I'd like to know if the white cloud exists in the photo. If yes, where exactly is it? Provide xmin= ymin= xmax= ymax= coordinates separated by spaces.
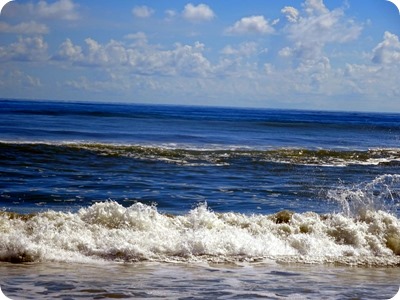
xmin=280 ymin=1 xmax=362 ymax=64
xmin=281 ymin=6 xmax=299 ymax=23
xmin=0 ymin=69 xmax=42 ymax=89
xmin=56 ymin=38 xmax=84 ymax=62
xmin=273 ymin=0 xmax=366 ymax=102
xmin=36 ymin=0 xmax=79 ymax=20
xmin=182 ymin=3 xmax=215 ymax=22
xmin=278 ymin=47 xmax=292 ymax=57
xmin=335 ymin=32 xmax=400 ymax=104
xmin=166 ymin=42 xmax=212 ymax=76
xmin=56 ymin=38 xmax=135 ymax=67
xmin=297 ymin=56 xmax=331 ymax=87
xmin=226 ymin=16 xmax=274 ymax=35
xmin=343 ymin=61 xmax=400 ymax=102
xmin=132 ymin=5 xmax=154 ymax=18
xmin=75 ymin=38 xmax=130 ymax=67
xmin=221 ymin=42 xmax=260 ymax=57
xmin=302 ymin=0 xmax=329 ymax=15
xmin=5 ymin=0 xmax=79 ymax=21
xmin=0 ymin=36 xmax=48 ymax=62
xmin=65 ymin=76 xmax=104 ymax=92
xmin=0 ymin=21 xmax=49 ymax=34
xmin=124 ymin=32 xmax=147 ymax=40
xmin=124 ymin=32 xmax=148 ymax=47
xmin=55 ymin=37 xmax=213 ymax=77
xmin=372 ymin=31 xmax=400 ymax=65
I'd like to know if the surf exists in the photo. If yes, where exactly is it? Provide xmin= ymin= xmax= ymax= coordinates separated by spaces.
xmin=2 ymin=141 xmax=400 ymax=167
xmin=1 ymin=175 xmax=399 ymax=266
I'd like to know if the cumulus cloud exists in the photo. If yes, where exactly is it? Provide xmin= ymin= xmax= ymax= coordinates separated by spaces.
xmin=0 ymin=21 xmax=49 ymax=34
xmin=56 ymin=38 xmax=83 ymax=62
xmin=124 ymin=32 xmax=148 ymax=47
xmin=132 ymin=5 xmax=154 ymax=18
xmin=302 ymin=0 xmax=328 ymax=15
xmin=56 ymin=38 xmax=137 ymax=67
xmin=36 ymin=0 xmax=79 ymax=20
xmin=55 ymin=35 xmax=270 ymax=82
xmin=65 ymin=76 xmax=105 ymax=92
xmin=0 ymin=36 xmax=48 ymax=62
xmin=281 ymin=6 xmax=299 ymax=23
xmin=280 ymin=1 xmax=362 ymax=64
xmin=79 ymin=38 xmax=131 ymax=67
xmin=220 ymin=42 xmax=260 ymax=57
xmin=182 ymin=3 xmax=215 ymax=22
xmin=342 ymin=61 xmax=400 ymax=103
xmin=55 ymin=37 xmax=214 ymax=77
xmin=337 ymin=32 xmax=400 ymax=104
xmin=5 ymin=0 xmax=79 ymax=21
xmin=0 ymin=69 xmax=42 ymax=89
xmin=372 ymin=31 xmax=400 ymax=65
xmin=226 ymin=16 xmax=274 ymax=35
xmin=47 ymin=0 xmax=366 ymax=105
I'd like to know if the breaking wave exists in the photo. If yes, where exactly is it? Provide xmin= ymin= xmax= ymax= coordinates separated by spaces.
xmin=1 ymin=175 xmax=399 ymax=266
xmin=2 ymin=141 xmax=400 ymax=167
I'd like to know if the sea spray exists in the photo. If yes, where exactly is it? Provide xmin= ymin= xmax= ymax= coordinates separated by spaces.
xmin=327 ymin=174 xmax=400 ymax=217
xmin=1 ymin=199 xmax=399 ymax=266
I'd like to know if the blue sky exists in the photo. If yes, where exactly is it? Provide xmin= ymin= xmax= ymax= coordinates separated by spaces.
xmin=0 ymin=0 xmax=400 ymax=112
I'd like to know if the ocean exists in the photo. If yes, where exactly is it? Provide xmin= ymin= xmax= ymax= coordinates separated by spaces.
xmin=0 ymin=99 xmax=399 ymax=299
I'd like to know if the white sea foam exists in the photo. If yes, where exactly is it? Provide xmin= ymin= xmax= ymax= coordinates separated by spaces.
xmin=0 ymin=198 xmax=399 ymax=266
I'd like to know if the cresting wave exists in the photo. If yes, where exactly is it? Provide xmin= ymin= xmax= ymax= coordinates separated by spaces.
xmin=1 ymin=197 xmax=400 ymax=266
xmin=1 ymin=141 xmax=400 ymax=167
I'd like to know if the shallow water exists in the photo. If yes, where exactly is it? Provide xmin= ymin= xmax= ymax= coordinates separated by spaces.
xmin=1 ymin=261 xmax=400 ymax=299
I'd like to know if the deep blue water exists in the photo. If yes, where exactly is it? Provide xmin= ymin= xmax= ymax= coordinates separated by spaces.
xmin=0 ymin=99 xmax=399 ymax=215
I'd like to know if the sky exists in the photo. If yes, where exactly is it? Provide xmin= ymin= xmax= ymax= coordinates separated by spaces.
xmin=0 ymin=0 xmax=400 ymax=112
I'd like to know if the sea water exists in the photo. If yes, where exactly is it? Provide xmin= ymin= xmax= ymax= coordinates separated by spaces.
xmin=0 ymin=99 xmax=399 ymax=299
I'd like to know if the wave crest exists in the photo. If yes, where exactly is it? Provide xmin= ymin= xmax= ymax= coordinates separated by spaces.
xmin=2 ymin=141 xmax=400 ymax=167
xmin=1 ymin=200 xmax=399 ymax=266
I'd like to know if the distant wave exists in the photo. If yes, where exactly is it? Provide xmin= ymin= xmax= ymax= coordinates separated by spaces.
xmin=1 ymin=174 xmax=399 ymax=266
xmin=3 ymin=100 xmax=399 ymax=132
xmin=1 ymin=141 xmax=400 ymax=167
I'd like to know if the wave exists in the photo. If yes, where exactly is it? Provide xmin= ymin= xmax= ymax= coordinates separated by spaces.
xmin=3 ymin=100 xmax=400 ymax=130
xmin=1 ymin=197 xmax=399 ymax=266
xmin=327 ymin=174 xmax=400 ymax=217
xmin=2 ymin=141 xmax=400 ymax=167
